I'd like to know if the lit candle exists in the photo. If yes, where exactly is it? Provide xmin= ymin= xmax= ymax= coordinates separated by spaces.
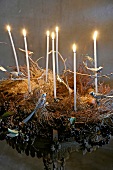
xmin=23 ymin=29 xmax=31 ymax=93
xmin=7 ymin=25 xmax=19 ymax=73
xmin=52 ymin=32 xmax=56 ymax=99
xmin=55 ymin=26 xmax=59 ymax=75
xmin=73 ymin=43 xmax=76 ymax=111
xmin=45 ymin=30 xmax=50 ymax=82
xmin=93 ymin=31 xmax=98 ymax=93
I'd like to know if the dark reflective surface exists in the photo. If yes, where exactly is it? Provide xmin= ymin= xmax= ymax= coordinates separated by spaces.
xmin=0 ymin=137 xmax=113 ymax=170
xmin=0 ymin=113 xmax=113 ymax=169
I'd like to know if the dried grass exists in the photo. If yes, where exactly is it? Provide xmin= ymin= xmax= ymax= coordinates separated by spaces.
xmin=0 ymin=60 xmax=113 ymax=123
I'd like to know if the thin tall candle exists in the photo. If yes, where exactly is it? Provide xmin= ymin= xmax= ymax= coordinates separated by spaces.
xmin=46 ymin=30 xmax=50 ymax=82
xmin=55 ymin=26 xmax=59 ymax=75
xmin=93 ymin=31 xmax=98 ymax=93
xmin=7 ymin=25 xmax=19 ymax=73
xmin=73 ymin=44 xmax=77 ymax=111
xmin=23 ymin=29 xmax=31 ymax=93
xmin=52 ymin=32 xmax=56 ymax=99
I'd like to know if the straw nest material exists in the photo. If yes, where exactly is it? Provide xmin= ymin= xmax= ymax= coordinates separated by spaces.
xmin=0 ymin=59 xmax=113 ymax=124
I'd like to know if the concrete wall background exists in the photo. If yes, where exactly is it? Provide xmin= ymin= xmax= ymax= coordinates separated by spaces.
xmin=0 ymin=0 xmax=113 ymax=79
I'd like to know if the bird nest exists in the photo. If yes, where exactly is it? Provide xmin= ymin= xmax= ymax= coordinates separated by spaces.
xmin=1 ymin=59 xmax=113 ymax=160
xmin=0 ymin=61 xmax=113 ymax=124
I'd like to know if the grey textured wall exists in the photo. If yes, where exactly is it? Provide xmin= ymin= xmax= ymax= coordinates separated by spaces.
xmin=0 ymin=0 xmax=113 ymax=79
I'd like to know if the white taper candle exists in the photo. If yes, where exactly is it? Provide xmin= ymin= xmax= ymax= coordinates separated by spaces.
xmin=93 ymin=31 xmax=98 ymax=93
xmin=52 ymin=32 xmax=56 ymax=99
xmin=55 ymin=26 xmax=59 ymax=75
xmin=7 ymin=25 xmax=19 ymax=73
xmin=73 ymin=43 xmax=77 ymax=111
xmin=46 ymin=30 xmax=50 ymax=82
xmin=23 ymin=29 xmax=31 ymax=93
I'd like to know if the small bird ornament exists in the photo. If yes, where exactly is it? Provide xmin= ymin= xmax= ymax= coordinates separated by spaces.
xmin=83 ymin=61 xmax=103 ymax=73
xmin=19 ymin=48 xmax=34 ymax=56
xmin=0 ymin=65 xmax=25 ymax=78
xmin=89 ymin=91 xmax=113 ymax=99
xmin=22 ymin=93 xmax=47 ymax=124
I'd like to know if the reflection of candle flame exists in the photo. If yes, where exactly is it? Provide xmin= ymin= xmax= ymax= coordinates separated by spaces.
xmin=46 ymin=30 xmax=50 ymax=36
xmin=93 ymin=31 xmax=98 ymax=40
xmin=7 ymin=25 xmax=11 ymax=32
xmin=55 ymin=26 xmax=59 ymax=32
xmin=73 ymin=44 xmax=76 ymax=53
xmin=23 ymin=29 xmax=26 ymax=36
xmin=51 ymin=32 xmax=55 ymax=39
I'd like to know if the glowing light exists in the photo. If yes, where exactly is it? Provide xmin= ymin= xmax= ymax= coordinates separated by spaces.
xmin=7 ymin=25 xmax=11 ymax=32
xmin=51 ymin=32 xmax=55 ymax=39
xmin=46 ymin=30 xmax=50 ymax=37
xmin=23 ymin=29 xmax=26 ymax=36
xmin=55 ymin=26 xmax=59 ymax=33
xmin=73 ymin=43 xmax=76 ymax=53
xmin=93 ymin=31 xmax=98 ymax=40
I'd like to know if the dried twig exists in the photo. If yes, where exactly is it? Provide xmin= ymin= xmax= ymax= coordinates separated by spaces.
xmin=57 ymin=75 xmax=73 ymax=94
xmin=29 ymin=56 xmax=42 ymax=71
xmin=65 ymin=69 xmax=111 ymax=79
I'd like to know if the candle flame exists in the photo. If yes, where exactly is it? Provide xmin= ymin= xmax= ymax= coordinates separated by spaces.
xmin=93 ymin=31 xmax=98 ymax=40
xmin=7 ymin=25 xmax=11 ymax=32
xmin=55 ymin=26 xmax=59 ymax=32
xmin=46 ymin=30 xmax=50 ymax=36
xmin=73 ymin=44 xmax=76 ymax=53
xmin=51 ymin=32 xmax=55 ymax=39
xmin=23 ymin=29 xmax=26 ymax=36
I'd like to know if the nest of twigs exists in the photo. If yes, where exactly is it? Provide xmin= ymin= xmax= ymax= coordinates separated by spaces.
xmin=0 ymin=56 xmax=113 ymax=125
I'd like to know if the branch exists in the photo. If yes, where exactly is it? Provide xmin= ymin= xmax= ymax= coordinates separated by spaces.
xmin=28 ymin=56 xmax=42 ymax=71
xmin=48 ymin=50 xmax=67 ymax=71
xmin=57 ymin=75 xmax=73 ymax=94
xmin=65 ymin=69 xmax=112 ymax=79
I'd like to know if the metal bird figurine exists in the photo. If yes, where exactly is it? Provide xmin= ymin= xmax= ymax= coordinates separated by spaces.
xmin=89 ymin=91 xmax=106 ymax=100
xmin=22 ymin=93 xmax=47 ymax=124
xmin=89 ymin=91 xmax=113 ymax=99
xmin=0 ymin=65 xmax=25 ymax=78
xmin=19 ymin=48 xmax=34 ymax=56
xmin=0 ymin=65 xmax=7 ymax=72
xmin=7 ymin=128 xmax=19 ymax=138
xmin=10 ymin=71 xmax=25 ymax=78
xmin=83 ymin=61 xmax=103 ymax=73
